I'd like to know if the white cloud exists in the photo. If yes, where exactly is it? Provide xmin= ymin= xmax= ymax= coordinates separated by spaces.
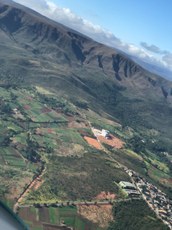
xmin=162 ymin=53 xmax=172 ymax=66
xmin=14 ymin=0 xmax=172 ymax=73
xmin=140 ymin=42 xmax=172 ymax=69
xmin=141 ymin=42 xmax=162 ymax=54
xmin=140 ymin=42 xmax=169 ymax=55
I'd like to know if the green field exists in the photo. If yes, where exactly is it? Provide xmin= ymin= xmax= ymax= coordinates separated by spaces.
xmin=0 ymin=86 xmax=73 ymax=200
xmin=19 ymin=206 xmax=101 ymax=230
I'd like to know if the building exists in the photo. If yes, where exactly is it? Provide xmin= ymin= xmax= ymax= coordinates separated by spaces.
xmin=119 ymin=181 xmax=136 ymax=190
xmin=102 ymin=129 xmax=110 ymax=138
xmin=119 ymin=181 xmax=140 ymax=197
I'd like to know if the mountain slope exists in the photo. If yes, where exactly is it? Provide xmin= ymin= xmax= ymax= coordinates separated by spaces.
xmin=0 ymin=1 xmax=172 ymax=229
xmin=0 ymin=0 xmax=172 ymax=139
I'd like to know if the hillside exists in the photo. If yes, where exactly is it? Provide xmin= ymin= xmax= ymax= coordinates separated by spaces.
xmin=0 ymin=0 xmax=172 ymax=138
xmin=0 ymin=1 xmax=172 ymax=230
xmin=0 ymin=84 xmax=171 ymax=230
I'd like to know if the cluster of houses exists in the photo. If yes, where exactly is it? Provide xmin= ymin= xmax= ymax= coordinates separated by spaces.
xmin=125 ymin=168 xmax=172 ymax=229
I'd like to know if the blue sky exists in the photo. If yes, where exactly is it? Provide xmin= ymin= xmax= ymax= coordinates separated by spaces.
xmin=14 ymin=0 xmax=172 ymax=73
xmin=51 ymin=0 xmax=172 ymax=51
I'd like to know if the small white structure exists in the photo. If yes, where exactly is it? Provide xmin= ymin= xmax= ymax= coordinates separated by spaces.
xmin=102 ymin=129 xmax=110 ymax=138
xmin=119 ymin=181 xmax=136 ymax=190
xmin=13 ymin=108 xmax=18 ymax=114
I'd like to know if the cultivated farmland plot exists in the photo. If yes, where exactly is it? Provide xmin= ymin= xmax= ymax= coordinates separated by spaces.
xmin=19 ymin=206 xmax=101 ymax=230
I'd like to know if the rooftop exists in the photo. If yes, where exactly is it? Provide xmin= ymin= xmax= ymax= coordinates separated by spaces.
xmin=119 ymin=181 xmax=136 ymax=189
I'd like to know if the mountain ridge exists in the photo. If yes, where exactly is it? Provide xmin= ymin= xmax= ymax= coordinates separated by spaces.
xmin=0 ymin=0 xmax=168 ymax=83
xmin=0 ymin=0 xmax=172 ymax=133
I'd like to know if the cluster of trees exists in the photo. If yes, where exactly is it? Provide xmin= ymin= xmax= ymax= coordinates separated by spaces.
xmin=129 ymin=135 xmax=146 ymax=153
xmin=128 ymin=133 xmax=170 ymax=158
xmin=38 ymin=93 xmax=76 ymax=115
xmin=28 ymin=153 xmax=129 ymax=202
xmin=108 ymin=200 xmax=169 ymax=230
xmin=74 ymin=100 xmax=88 ymax=109
xmin=25 ymin=133 xmax=41 ymax=162
xmin=1 ymin=103 xmax=12 ymax=114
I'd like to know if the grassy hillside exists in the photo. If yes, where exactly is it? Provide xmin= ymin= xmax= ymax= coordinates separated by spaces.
xmin=26 ymin=153 xmax=130 ymax=203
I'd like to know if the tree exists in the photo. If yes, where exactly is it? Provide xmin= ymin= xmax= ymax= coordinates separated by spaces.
xmin=1 ymin=103 xmax=12 ymax=114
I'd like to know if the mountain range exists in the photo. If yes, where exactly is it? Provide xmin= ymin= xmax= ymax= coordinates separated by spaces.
xmin=0 ymin=1 xmax=172 ymax=230
xmin=1 ymin=0 xmax=172 ymax=134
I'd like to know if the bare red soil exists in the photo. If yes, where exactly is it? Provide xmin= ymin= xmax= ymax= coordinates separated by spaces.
xmin=95 ymin=191 xmax=116 ymax=201
xmin=47 ymin=128 xmax=54 ymax=134
xmin=23 ymin=105 xmax=30 ymax=110
xmin=97 ymin=134 xmax=124 ymax=149
xmin=84 ymin=136 xmax=103 ymax=150
xmin=33 ymin=177 xmax=44 ymax=190
xmin=35 ymin=128 xmax=55 ymax=135
xmin=17 ymin=176 xmax=43 ymax=204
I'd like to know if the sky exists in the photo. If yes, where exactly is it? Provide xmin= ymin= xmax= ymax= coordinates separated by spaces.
xmin=14 ymin=0 xmax=172 ymax=74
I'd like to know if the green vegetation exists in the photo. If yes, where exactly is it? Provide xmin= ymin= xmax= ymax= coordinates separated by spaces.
xmin=19 ymin=206 xmax=101 ymax=230
xmin=1 ymin=5 xmax=172 ymax=229
xmin=0 ymin=84 xmax=171 ymax=228
xmin=0 ymin=86 xmax=80 ymax=201
xmin=26 ymin=153 xmax=130 ymax=202
xmin=38 ymin=92 xmax=77 ymax=116
xmin=111 ymin=149 xmax=147 ymax=176
xmin=108 ymin=200 xmax=169 ymax=230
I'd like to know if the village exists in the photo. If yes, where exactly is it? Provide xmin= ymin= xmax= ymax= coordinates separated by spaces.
xmin=124 ymin=168 xmax=172 ymax=230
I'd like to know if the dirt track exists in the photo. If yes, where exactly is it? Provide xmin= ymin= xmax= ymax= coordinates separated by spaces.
xmin=13 ymin=167 xmax=45 ymax=213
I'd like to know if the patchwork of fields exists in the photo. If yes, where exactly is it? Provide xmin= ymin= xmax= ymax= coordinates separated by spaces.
xmin=0 ymin=85 xmax=171 ymax=229
xmin=19 ymin=206 xmax=101 ymax=230
xmin=0 ymin=86 xmax=130 ymax=205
